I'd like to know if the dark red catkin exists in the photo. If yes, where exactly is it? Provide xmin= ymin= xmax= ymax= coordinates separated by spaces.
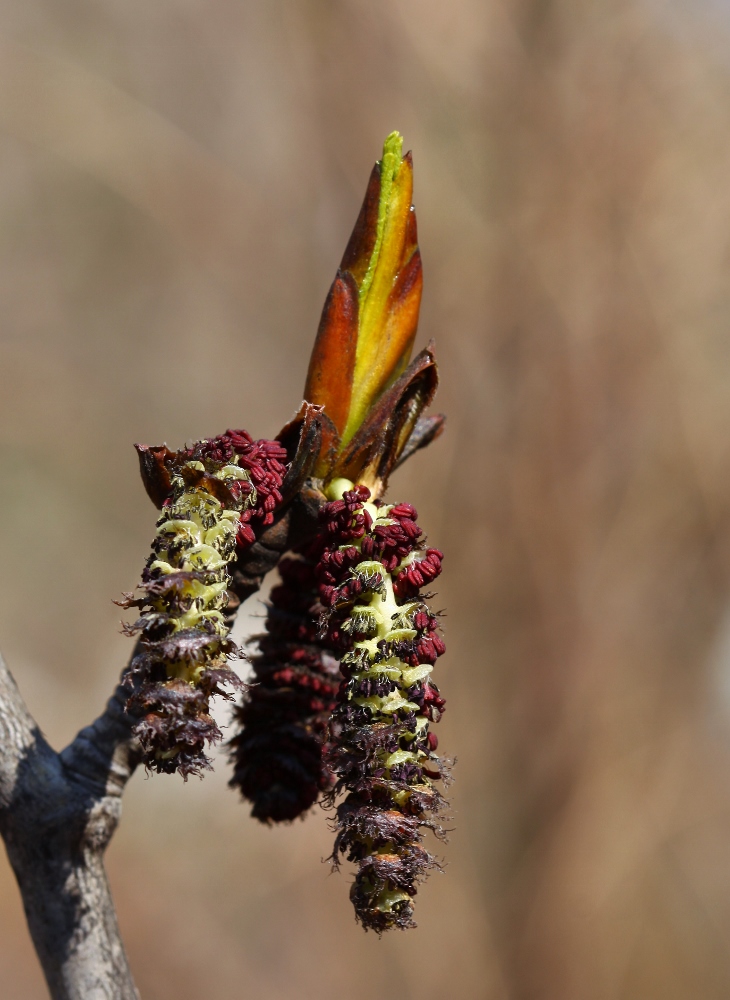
xmin=122 ymin=430 xmax=287 ymax=779
xmin=316 ymin=482 xmax=448 ymax=932
xmin=228 ymin=550 xmax=341 ymax=822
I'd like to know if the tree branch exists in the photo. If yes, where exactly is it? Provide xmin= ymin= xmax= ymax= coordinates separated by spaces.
xmin=0 ymin=650 xmax=38 ymax=803
xmin=0 ymin=652 xmax=140 ymax=1000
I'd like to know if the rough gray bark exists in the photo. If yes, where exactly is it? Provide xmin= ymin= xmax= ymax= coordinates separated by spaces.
xmin=0 ymin=652 xmax=141 ymax=999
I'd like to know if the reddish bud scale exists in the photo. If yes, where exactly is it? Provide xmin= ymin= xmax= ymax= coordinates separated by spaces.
xmin=228 ymin=553 xmax=341 ymax=822
xmin=316 ymin=486 xmax=448 ymax=932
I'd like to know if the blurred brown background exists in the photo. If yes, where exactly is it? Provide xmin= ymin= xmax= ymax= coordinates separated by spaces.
xmin=2 ymin=1 xmax=730 ymax=997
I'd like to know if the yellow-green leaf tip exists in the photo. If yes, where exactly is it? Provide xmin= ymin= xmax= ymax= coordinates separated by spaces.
xmin=359 ymin=131 xmax=404 ymax=303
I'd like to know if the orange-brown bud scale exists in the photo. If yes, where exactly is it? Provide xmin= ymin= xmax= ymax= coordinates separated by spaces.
xmin=305 ymin=271 xmax=358 ymax=441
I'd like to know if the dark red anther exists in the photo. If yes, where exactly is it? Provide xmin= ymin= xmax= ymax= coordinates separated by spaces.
xmin=417 ymin=638 xmax=438 ymax=664
xmin=390 ymin=503 xmax=418 ymax=519
xmin=401 ymin=519 xmax=422 ymax=540
xmin=237 ymin=524 xmax=256 ymax=547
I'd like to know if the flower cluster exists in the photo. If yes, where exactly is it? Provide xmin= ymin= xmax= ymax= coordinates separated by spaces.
xmin=122 ymin=130 xmax=451 ymax=933
xmin=316 ymin=483 xmax=447 ymax=932
xmin=123 ymin=431 xmax=288 ymax=779
xmin=180 ymin=430 xmax=287 ymax=549
xmin=228 ymin=551 xmax=340 ymax=822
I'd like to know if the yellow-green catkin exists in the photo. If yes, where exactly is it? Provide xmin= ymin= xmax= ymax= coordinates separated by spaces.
xmin=125 ymin=456 xmax=254 ymax=777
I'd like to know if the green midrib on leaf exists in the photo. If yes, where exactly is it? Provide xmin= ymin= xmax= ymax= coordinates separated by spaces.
xmin=358 ymin=130 xmax=402 ymax=306
xmin=339 ymin=131 xmax=404 ymax=449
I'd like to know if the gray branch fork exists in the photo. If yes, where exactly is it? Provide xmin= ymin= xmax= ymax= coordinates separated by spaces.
xmin=0 ymin=653 xmax=141 ymax=1000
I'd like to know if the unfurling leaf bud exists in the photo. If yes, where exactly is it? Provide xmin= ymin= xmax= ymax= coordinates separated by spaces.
xmin=305 ymin=132 xmax=422 ymax=450
xmin=294 ymin=132 xmax=441 ymax=495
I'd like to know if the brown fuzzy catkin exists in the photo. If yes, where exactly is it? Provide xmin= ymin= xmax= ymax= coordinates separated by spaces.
xmin=228 ymin=552 xmax=340 ymax=821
